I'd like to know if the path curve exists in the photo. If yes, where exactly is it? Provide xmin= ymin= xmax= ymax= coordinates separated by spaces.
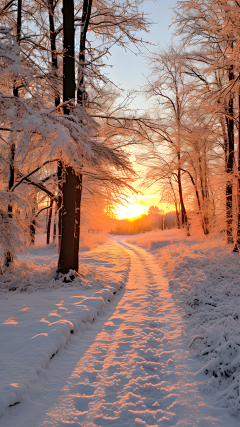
xmin=3 ymin=240 xmax=239 ymax=427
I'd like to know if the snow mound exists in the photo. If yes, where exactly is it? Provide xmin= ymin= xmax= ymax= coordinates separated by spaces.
xmin=0 ymin=239 xmax=130 ymax=293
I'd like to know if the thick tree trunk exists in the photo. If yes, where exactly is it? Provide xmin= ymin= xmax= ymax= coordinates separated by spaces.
xmin=72 ymin=0 xmax=92 ymax=267
xmin=58 ymin=167 xmax=77 ymax=273
xmin=57 ymin=0 xmax=77 ymax=275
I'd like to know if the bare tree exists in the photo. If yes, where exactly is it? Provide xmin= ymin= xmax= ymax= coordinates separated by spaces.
xmin=174 ymin=0 xmax=240 ymax=244
xmin=144 ymin=46 xmax=192 ymax=230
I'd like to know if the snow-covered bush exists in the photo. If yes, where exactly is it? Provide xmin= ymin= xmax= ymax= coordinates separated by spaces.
xmin=162 ymin=237 xmax=240 ymax=417
xmin=0 ymin=192 xmax=29 ymax=269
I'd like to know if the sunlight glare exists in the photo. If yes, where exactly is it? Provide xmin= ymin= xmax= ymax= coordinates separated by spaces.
xmin=115 ymin=203 xmax=147 ymax=220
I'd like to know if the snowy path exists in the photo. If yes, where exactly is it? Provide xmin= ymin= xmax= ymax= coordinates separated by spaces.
xmin=2 ymin=240 xmax=239 ymax=427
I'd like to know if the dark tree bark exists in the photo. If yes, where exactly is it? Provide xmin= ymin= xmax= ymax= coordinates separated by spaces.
xmin=48 ymin=0 xmax=60 ymax=108
xmin=53 ymin=217 xmax=56 ymax=243
xmin=57 ymin=0 xmax=77 ymax=275
xmin=197 ymin=150 xmax=209 ymax=235
xmin=74 ymin=174 xmax=82 ymax=268
xmin=233 ymin=81 xmax=240 ymax=252
xmin=29 ymin=208 xmax=36 ymax=245
xmin=46 ymin=199 xmax=53 ymax=244
xmin=58 ymin=167 xmax=77 ymax=273
xmin=169 ymin=178 xmax=180 ymax=228
xmin=77 ymin=0 xmax=92 ymax=104
xmin=6 ymin=0 xmax=22 ymax=267
xmin=57 ymin=161 xmax=62 ymax=246
xmin=48 ymin=0 xmax=62 ymax=246
xmin=226 ymin=64 xmax=234 ymax=244
xmin=185 ymin=169 xmax=209 ymax=235
xmin=73 ymin=0 xmax=92 ymax=268
xmin=203 ymin=151 xmax=209 ymax=235
xmin=8 ymin=143 xmax=15 ymax=191
xmin=177 ymin=166 xmax=187 ymax=226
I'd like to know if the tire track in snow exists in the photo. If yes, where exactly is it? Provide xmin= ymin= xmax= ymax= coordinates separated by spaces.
xmin=4 ymin=241 xmax=239 ymax=427
xmin=36 ymin=240 xmax=239 ymax=427
xmin=41 ymin=242 xmax=174 ymax=426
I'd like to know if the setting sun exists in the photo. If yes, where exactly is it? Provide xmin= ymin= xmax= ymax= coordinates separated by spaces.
xmin=114 ymin=203 xmax=147 ymax=220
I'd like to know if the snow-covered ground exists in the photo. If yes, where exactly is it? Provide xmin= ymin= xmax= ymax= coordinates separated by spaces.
xmin=1 ymin=229 xmax=240 ymax=426
xmin=0 ymin=240 xmax=130 ymax=421
xmin=127 ymin=228 xmax=240 ymax=420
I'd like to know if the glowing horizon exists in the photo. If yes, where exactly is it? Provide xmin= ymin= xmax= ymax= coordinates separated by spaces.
xmin=114 ymin=196 xmax=176 ymax=220
xmin=114 ymin=203 xmax=147 ymax=220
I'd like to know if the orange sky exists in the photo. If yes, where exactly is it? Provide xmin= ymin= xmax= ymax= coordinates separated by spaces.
xmin=114 ymin=195 xmax=175 ymax=220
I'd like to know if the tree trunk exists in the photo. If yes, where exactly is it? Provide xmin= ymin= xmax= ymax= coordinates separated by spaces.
xmin=73 ymin=0 xmax=92 ymax=268
xmin=6 ymin=0 xmax=22 ymax=267
xmin=233 ymin=81 xmax=240 ymax=252
xmin=176 ymin=112 xmax=189 ymax=233
xmin=29 ymin=208 xmax=36 ymax=245
xmin=57 ymin=161 xmax=62 ymax=247
xmin=197 ymin=148 xmax=209 ymax=235
xmin=58 ymin=167 xmax=77 ymax=273
xmin=6 ymin=143 xmax=15 ymax=266
xmin=169 ymin=178 xmax=180 ymax=229
xmin=53 ymin=217 xmax=56 ymax=244
xmin=48 ymin=0 xmax=60 ymax=108
xmin=226 ymin=65 xmax=234 ymax=244
xmin=186 ymin=169 xmax=208 ymax=234
xmin=203 ymin=147 xmax=209 ymax=235
xmin=77 ymin=0 xmax=92 ymax=104
xmin=48 ymin=0 xmax=62 ymax=247
xmin=198 ymin=152 xmax=209 ymax=235
xmin=46 ymin=199 xmax=53 ymax=244
xmin=175 ymin=206 xmax=180 ymax=228
xmin=74 ymin=174 xmax=82 ymax=268
xmin=177 ymin=166 xmax=187 ymax=226
xmin=57 ymin=0 xmax=77 ymax=275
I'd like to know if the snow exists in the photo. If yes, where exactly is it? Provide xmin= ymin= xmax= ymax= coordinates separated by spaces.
xmin=1 ymin=229 xmax=240 ymax=426
xmin=0 ymin=240 xmax=130 ymax=420
xmin=127 ymin=229 xmax=240 ymax=420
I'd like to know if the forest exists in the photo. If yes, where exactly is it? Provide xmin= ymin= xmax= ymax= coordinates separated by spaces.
xmin=2 ymin=1 xmax=240 ymax=425
xmin=0 ymin=0 xmax=239 ymax=272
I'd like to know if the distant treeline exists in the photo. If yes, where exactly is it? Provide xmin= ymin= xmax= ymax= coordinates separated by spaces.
xmin=111 ymin=211 xmax=176 ymax=235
